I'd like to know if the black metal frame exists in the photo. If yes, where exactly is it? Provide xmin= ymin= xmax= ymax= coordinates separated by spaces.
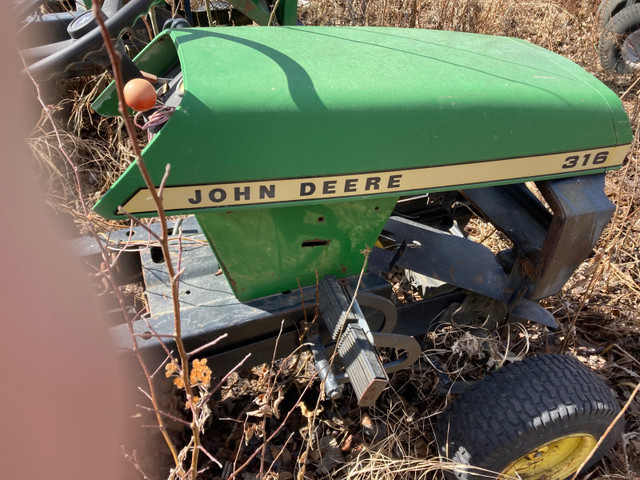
xmin=77 ymin=175 xmax=613 ymax=396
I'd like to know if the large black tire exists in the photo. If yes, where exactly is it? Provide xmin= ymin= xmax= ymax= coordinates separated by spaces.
xmin=435 ymin=355 xmax=622 ymax=480
xmin=597 ymin=0 xmax=633 ymax=28
xmin=599 ymin=3 xmax=640 ymax=74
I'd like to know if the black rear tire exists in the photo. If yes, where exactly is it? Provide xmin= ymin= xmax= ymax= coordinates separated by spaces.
xmin=599 ymin=3 xmax=640 ymax=74
xmin=597 ymin=0 xmax=633 ymax=28
xmin=435 ymin=355 xmax=622 ymax=480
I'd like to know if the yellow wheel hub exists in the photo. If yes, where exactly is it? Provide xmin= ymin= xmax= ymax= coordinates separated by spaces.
xmin=499 ymin=433 xmax=597 ymax=480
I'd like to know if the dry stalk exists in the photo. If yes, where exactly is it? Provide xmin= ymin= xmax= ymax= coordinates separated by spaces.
xmin=569 ymin=381 xmax=640 ymax=480
xmin=295 ymin=247 xmax=372 ymax=479
xmin=91 ymin=2 xmax=211 ymax=477
xmin=226 ymin=349 xmax=320 ymax=479
xmin=339 ymin=389 xmax=448 ymax=480
xmin=21 ymin=25 xmax=190 ymax=474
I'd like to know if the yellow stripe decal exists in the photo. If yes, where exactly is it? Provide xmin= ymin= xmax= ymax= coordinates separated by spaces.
xmin=121 ymin=145 xmax=629 ymax=214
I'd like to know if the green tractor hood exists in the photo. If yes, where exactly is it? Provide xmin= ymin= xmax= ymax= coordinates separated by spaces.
xmin=92 ymin=26 xmax=632 ymax=300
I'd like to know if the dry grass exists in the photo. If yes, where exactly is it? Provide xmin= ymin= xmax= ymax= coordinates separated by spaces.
xmin=27 ymin=0 xmax=640 ymax=478
xmin=27 ymin=73 xmax=142 ymax=234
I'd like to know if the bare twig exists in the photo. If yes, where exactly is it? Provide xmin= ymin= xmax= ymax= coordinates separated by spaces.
xmin=91 ymin=1 xmax=198 ymax=474
xmin=188 ymin=334 xmax=229 ymax=357
xmin=570 ymin=381 xmax=640 ymax=480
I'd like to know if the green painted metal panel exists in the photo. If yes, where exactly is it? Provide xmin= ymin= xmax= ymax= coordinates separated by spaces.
xmin=92 ymin=32 xmax=179 ymax=117
xmin=93 ymin=26 xmax=631 ymax=220
xmin=91 ymin=25 xmax=633 ymax=301
xmin=275 ymin=0 xmax=298 ymax=25
xmin=196 ymin=196 xmax=397 ymax=300
xmin=227 ymin=0 xmax=270 ymax=26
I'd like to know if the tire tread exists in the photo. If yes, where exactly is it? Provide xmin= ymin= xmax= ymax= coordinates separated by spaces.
xmin=599 ymin=3 xmax=640 ymax=74
xmin=436 ymin=355 xmax=621 ymax=480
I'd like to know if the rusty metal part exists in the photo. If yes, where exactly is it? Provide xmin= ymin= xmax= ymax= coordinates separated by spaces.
xmin=463 ymin=183 xmax=551 ymax=262
xmin=532 ymin=174 xmax=615 ymax=299
xmin=463 ymin=175 xmax=614 ymax=301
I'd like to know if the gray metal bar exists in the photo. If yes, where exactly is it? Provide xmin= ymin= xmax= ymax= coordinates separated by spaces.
xmin=374 ymin=216 xmax=510 ymax=301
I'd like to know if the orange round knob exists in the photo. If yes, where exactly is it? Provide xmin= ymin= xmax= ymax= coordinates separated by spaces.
xmin=123 ymin=78 xmax=157 ymax=112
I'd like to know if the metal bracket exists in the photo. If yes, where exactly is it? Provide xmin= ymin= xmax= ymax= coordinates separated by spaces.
xmin=356 ymin=291 xmax=397 ymax=333
xmin=371 ymin=332 xmax=422 ymax=374
xmin=462 ymin=175 xmax=614 ymax=301
xmin=532 ymin=174 xmax=614 ymax=299
xmin=370 ymin=216 xmax=510 ymax=301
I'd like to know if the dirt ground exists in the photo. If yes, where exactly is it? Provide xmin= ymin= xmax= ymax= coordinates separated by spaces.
xmin=24 ymin=0 xmax=640 ymax=479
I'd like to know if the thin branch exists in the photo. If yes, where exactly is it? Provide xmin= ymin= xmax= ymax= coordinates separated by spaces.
xmin=116 ymin=206 xmax=164 ymax=244
xmin=91 ymin=0 xmax=188 ymax=466
xmin=22 ymin=7 xmax=184 ymax=467
xmin=137 ymin=405 xmax=192 ymax=426
xmin=198 ymin=445 xmax=223 ymax=468
xmin=226 ymin=370 xmax=319 ymax=480
xmin=150 ymin=352 xmax=176 ymax=379
xmin=570 ymin=381 xmax=640 ymax=480
xmin=158 ymin=163 xmax=171 ymax=199
xmin=188 ymin=334 xmax=229 ymax=358
xmin=137 ymin=386 xmax=153 ymax=403
xmin=200 ymin=353 xmax=252 ymax=405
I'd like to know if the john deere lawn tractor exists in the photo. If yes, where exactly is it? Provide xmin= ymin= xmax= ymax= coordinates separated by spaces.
xmin=22 ymin=1 xmax=631 ymax=479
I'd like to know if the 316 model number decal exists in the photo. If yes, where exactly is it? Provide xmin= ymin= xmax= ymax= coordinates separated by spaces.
xmin=117 ymin=145 xmax=629 ymax=215
xmin=562 ymin=151 xmax=609 ymax=169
